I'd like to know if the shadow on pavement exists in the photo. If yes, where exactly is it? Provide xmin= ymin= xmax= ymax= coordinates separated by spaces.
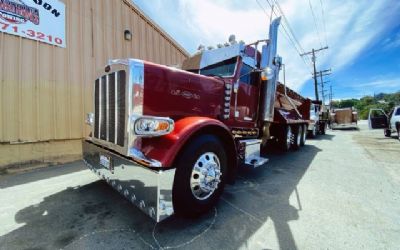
xmin=331 ymin=127 xmax=360 ymax=131
xmin=0 ymin=161 xmax=85 ymax=189
xmin=0 ymin=145 xmax=321 ymax=250
xmin=308 ymin=134 xmax=335 ymax=141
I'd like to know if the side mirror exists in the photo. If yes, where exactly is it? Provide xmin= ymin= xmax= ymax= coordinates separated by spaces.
xmin=273 ymin=56 xmax=282 ymax=68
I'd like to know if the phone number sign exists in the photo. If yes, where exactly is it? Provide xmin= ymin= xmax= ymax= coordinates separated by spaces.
xmin=0 ymin=0 xmax=65 ymax=48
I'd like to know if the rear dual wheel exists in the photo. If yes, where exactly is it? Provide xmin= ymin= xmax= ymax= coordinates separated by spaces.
xmin=293 ymin=124 xmax=307 ymax=150
xmin=278 ymin=125 xmax=293 ymax=151
xmin=300 ymin=125 xmax=307 ymax=146
xmin=279 ymin=125 xmax=306 ymax=151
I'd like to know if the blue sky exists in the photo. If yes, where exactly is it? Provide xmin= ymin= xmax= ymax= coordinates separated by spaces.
xmin=133 ymin=0 xmax=400 ymax=101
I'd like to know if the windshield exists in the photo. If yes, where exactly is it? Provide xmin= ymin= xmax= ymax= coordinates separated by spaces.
xmin=200 ymin=57 xmax=237 ymax=77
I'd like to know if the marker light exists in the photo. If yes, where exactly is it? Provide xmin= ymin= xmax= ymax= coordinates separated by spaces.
xmin=261 ymin=67 xmax=274 ymax=81
xmin=134 ymin=117 xmax=174 ymax=136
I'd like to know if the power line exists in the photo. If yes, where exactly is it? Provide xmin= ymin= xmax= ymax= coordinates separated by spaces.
xmin=272 ymin=0 xmax=304 ymax=53
xmin=319 ymin=0 xmax=329 ymax=47
xmin=308 ymin=0 xmax=324 ymax=48
xmin=259 ymin=0 xmax=314 ymax=72
xmin=270 ymin=0 xmax=314 ymax=67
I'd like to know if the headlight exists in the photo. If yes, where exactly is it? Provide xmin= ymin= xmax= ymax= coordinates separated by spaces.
xmin=134 ymin=117 xmax=174 ymax=136
xmin=86 ymin=113 xmax=94 ymax=125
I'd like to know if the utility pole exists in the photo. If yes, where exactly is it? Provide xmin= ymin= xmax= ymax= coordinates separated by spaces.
xmin=300 ymin=46 xmax=328 ymax=101
xmin=320 ymin=80 xmax=330 ymax=103
xmin=314 ymin=69 xmax=331 ymax=104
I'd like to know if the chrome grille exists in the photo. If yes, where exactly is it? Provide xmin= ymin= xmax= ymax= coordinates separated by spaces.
xmin=94 ymin=70 xmax=126 ymax=147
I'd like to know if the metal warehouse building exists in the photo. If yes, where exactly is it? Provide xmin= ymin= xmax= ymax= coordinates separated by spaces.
xmin=0 ymin=0 xmax=189 ymax=168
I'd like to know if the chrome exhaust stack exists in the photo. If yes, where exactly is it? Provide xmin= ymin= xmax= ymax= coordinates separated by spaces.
xmin=258 ymin=17 xmax=282 ymax=145
xmin=259 ymin=17 xmax=282 ymax=123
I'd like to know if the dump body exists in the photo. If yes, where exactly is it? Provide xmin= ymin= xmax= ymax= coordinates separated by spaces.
xmin=330 ymin=108 xmax=358 ymax=129
xmin=273 ymin=83 xmax=311 ymax=124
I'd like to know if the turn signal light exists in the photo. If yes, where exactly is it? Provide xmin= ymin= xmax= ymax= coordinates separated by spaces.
xmin=261 ymin=67 xmax=274 ymax=81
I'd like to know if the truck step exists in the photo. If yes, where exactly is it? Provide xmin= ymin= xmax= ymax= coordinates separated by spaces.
xmin=239 ymin=139 xmax=269 ymax=168
xmin=245 ymin=156 xmax=269 ymax=168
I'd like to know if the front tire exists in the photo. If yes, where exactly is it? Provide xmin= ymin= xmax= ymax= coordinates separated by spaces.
xmin=397 ymin=128 xmax=400 ymax=141
xmin=172 ymin=135 xmax=227 ymax=217
xmin=384 ymin=129 xmax=391 ymax=137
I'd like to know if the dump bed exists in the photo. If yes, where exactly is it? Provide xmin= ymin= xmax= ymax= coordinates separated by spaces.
xmin=331 ymin=108 xmax=358 ymax=129
xmin=273 ymin=83 xmax=311 ymax=124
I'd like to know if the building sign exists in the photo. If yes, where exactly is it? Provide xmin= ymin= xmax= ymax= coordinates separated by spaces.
xmin=0 ymin=0 xmax=65 ymax=48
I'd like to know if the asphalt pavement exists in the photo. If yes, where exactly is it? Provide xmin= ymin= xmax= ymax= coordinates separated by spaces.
xmin=0 ymin=120 xmax=399 ymax=250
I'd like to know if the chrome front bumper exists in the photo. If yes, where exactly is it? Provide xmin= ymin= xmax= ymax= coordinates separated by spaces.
xmin=82 ymin=140 xmax=176 ymax=222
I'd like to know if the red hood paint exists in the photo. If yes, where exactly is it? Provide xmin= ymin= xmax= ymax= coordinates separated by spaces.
xmin=142 ymin=62 xmax=225 ymax=120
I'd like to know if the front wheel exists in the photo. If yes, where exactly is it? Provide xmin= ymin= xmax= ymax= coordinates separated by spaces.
xmin=172 ymin=135 xmax=227 ymax=217
xmin=384 ymin=129 xmax=391 ymax=137
xmin=397 ymin=128 xmax=400 ymax=141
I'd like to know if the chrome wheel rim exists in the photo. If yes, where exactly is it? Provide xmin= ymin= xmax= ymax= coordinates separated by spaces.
xmin=190 ymin=152 xmax=222 ymax=200
xmin=302 ymin=125 xmax=307 ymax=143
xmin=286 ymin=126 xmax=293 ymax=148
xmin=297 ymin=126 xmax=302 ymax=145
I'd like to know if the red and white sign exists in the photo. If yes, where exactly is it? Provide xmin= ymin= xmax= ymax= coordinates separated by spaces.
xmin=0 ymin=0 xmax=65 ymax=48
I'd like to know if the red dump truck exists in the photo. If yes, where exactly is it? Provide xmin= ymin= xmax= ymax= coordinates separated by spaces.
xmin=82 ymin=17 xmax=311 ymax=222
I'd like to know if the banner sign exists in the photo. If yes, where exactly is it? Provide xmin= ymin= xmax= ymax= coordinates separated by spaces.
xmin=0 ymin=0 xmax=66 ymax=48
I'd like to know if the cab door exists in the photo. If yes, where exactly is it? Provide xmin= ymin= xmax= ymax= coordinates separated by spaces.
xmin=390 ymin=107 xmax=400 ymax=130
xmin=368 ymin=109 xmax=388 ymax=129
xmin=234 ymin=63 xmax=259 ymax=122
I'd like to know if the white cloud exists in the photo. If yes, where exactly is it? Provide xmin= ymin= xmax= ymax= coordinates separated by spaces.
xmin=134 ymin=0 xmax=400 ymax=92
xmin=353 ymin=78 xmax=400 ymax=89
xmin=382 ymin=33 xmax=400 ymax=50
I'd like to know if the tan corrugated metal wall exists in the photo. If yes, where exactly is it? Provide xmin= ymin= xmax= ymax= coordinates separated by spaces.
xmin=0 ymin=0 xmax=188 ymax=167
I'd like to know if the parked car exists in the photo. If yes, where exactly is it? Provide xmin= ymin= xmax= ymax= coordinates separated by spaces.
xmin=368 ymin=106 xmax=400 ymax=140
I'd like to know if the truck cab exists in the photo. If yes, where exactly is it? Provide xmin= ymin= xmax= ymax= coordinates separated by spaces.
xmin=308 ymin=100 xmax=329 ymax=137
